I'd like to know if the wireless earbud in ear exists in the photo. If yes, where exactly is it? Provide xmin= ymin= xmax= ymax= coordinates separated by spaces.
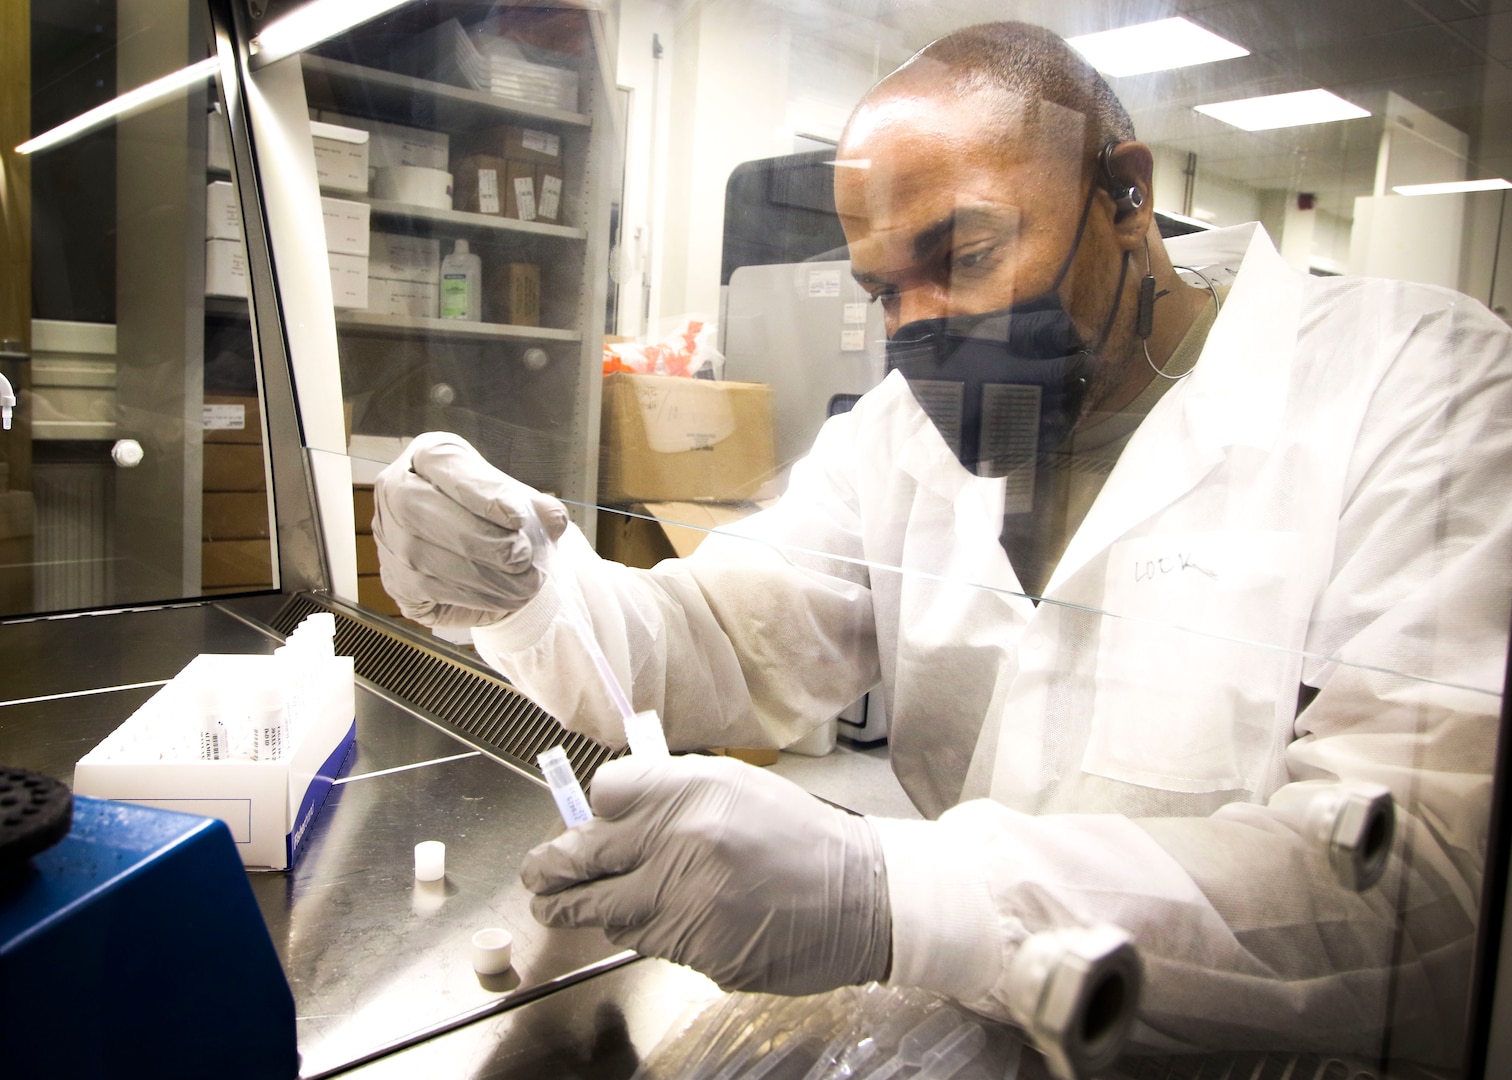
xmin=1098 ymin=141 xmax=1145 ymax=221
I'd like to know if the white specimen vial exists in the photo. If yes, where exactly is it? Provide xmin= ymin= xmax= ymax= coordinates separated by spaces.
xmin=198 ymin=687 xmax=230 ymax=761
xmin=471 ymin=928 xmax=514 ymax=975
xmin=624 ymin=710 xmax=669 ymax=758
xmin=414 ymin=840 xmax=446 ymax=881
xmin=538 ymin=746 xmax=593 ymax=827
xmin=252 ymin=685 xmax=288 ymax=762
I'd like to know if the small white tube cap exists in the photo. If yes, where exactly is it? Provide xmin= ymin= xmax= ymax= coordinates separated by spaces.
xmin=414 ymin=840 xmax=446 ymax=881
xmin=471 ymin=928 xmax=514 ymax=975
xmin=624 ymin=710 xmax=669 ymax=758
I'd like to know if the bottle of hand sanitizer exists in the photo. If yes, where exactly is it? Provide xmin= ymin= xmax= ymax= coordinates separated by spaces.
xmin=440 ymin=239 xmax=481 ymax=321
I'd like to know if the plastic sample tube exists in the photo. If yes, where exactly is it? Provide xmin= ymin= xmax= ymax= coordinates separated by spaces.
xmin=539 ymin=746 xmax=593 ymax=827
xmin=197 ymin=687 xmax=230 ymax=761
xmin=414 ymin=840 xmax=446 ymax=881
xmin=471 ymin=928 xmax=513 ymax=975
xmin=252 ymin=685 xmax=288 ymax=762
xmin=624 ymin=709 xmax=670 ymax=758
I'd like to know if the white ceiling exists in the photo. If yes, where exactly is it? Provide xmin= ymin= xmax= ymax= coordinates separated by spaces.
xmin=768 ymin=0 xmax=1512 ymax=218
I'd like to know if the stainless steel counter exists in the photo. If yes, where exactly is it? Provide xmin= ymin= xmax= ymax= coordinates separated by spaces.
xmin=0 ymin=601 xmax=642 ymax=1077
xmin=0 ymin=600 xmax=1053 ymax=1080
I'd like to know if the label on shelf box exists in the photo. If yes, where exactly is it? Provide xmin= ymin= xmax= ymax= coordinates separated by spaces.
xmin=538 ymin=173 xmax=562 ymax=222
xmin=203 ymin=404 xmax=246 ymax=431
xmin=513 ymin=175 xmax=537 ymax=221
xmin=478 ymin=169 xmax=500 ymax=214
xmin=521 ymin=129 xmax=560 ymax=158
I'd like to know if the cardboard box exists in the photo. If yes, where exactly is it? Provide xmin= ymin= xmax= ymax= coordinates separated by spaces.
xmin=486 ymin=262 xmax=540 ymax=326
xmin=599 ymin=374 xmax=776 ymax=503
xmin=536 ymin=164 xmax=564 ymax=223
xmin=203 ymin=492 xmax=271 ymax=541
xmin=355 ymin=532 xmax=380 ymax=575
xmin=357 ymin=573 xmax=401 ymax=616
xmin=328 ymin=253 xmax=369 ymax=309
xmin=204 ymin=443 xmax=267 ymax=492
xmin=506 ymin=160 xmax=537 ymax=220
xmin=202 ymin=539 xmax=273 ymax=587
xmin=319 ymin=112 xmax=449 ymax=171
xmin=455 ymin=123 xmax=562 ymax=165
xmin=205 ymin=239 xmax=248 ymax=298
xmin=353 ymin=486 xmax=376 ymax=534
xmin=367 ymin=277 xmax=438 ymax=318
xmin=311 ymin=121 xmax=369 ymax=193
xmin=368 ymin=232 xmax=440 ymax=283
xmin=74 ymin=652 xmax=357 ymax=870
xmin=452 ymin=153 xmax=510 ymax=215
xmin=203 ymin=394 xmax=261 ymax=444
xmin=321 ymin=197 xmax=371 ymax=256
xmin=206 ymin=180 xmax=240 ymax=241
xmin=595 ymin=500 xmax=758 ymax=569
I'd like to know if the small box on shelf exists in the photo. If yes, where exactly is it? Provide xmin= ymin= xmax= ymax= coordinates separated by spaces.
xmin=206 ymin=180 xmax=241 ymax=241
xmin=452 ymin=153 xmax=510 ymax=215
xmin=321 ymin=197 xmax=371 ymax=257
xmin=328 ymin=253 xmax=370 ymax=309
xmin=485 ymin=262 xmax=540 ymax=326
xmin=369 ymin=232 xmax=440 ymax=284
xmin=367 ymin=277 xmax=438 ymax=318
xmin=205 ymin=239 xmax=249 ymax=298
xmin=311 ymin=121 xmax=369 ymax=194
xmin=318 ymin=111 xmax=449 ymax=171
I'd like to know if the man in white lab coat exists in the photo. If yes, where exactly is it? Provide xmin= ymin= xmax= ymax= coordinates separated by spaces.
xmin=375 ymin=22 xmax=1511 ymax=1065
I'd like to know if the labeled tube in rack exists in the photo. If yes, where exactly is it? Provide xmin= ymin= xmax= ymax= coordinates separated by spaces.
xmin=539 ymin=745 xmax=593 ymax=827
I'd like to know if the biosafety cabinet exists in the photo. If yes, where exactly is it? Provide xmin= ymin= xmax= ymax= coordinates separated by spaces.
xmin=5 ymin=0 xmax=1512 ymax=1077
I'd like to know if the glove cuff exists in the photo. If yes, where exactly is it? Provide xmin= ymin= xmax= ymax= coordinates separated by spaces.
xmin=473 ymin=573 xmax=565 ymax=652
xmin=870 ymin=816 xmax=1001 ymax=1002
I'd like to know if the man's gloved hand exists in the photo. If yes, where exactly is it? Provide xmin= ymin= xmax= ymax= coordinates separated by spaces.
xmin=522 ymin=754 xmax=892 ymax=996
xmin=372 ymin=432 xmax=569 ymax=628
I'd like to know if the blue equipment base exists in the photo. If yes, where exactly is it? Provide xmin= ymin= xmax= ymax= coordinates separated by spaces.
xmin=0 ymin=796 xmax=298 ymax=1079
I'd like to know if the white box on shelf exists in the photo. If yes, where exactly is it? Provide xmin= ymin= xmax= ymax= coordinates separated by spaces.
xmin=208 ymin=110 xmax=231 ymax=172
xmin=74 ymin=652 xmax=357 ymax=871
xmin=367 ymin=277 xmax=438 ymax=318
xmin=206 ymin=238 xmax=249 ymax=298
xmin=206 ymin=180 xmax=241 ymax=241
xmin=321 ymin=196 xmax=371 ymax=256
xmin=319 ymin=111 xmax=450 ymax=171
xmin=368 ymin=232 xmax=441 ymax=284
xmin=311 ymin=120 xmax=370 ymax=194
xmin=328 ymin=253 xmax=370 ymax=309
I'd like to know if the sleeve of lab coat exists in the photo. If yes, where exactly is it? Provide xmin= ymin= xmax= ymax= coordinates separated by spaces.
xmin=471 ymin=412 xmax=881 ymax=752
xmin=872 ymin=287 xmax=1512 ymax=1065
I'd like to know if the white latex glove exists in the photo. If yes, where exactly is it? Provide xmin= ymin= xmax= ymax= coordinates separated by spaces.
xmin=522 ymin=754 xmax=892 ymax=995
xmin=372 ymin=432 xmax=569 ymax=628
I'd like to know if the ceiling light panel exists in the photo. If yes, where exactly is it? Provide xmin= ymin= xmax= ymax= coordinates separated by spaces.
xmin=1067 ymin=17 xmax=1250 ymax=78
xmin=1194 ymin=89 xmax=1371 ymax=131
xmin=1393 ymin=179 xmax=1512 ymax=196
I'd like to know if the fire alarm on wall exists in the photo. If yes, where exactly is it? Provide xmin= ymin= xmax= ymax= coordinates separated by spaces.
xmin=1297 ymin=192 xmax=1317 ymax=211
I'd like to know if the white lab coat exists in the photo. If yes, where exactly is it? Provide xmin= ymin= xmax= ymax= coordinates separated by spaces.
xmin=475 ymin=224 xmax=1511 ymax=1062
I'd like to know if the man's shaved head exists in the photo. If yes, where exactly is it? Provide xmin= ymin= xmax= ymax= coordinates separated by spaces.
xmin=848 ymin=22 xmax=1135 ymax=162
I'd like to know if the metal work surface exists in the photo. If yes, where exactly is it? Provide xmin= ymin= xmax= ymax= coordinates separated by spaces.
xmin=0 ymin=602 xmax=635 ymax=1078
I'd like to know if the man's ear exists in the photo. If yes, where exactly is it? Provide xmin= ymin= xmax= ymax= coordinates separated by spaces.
xmin=1099 ymin=140 xmax=1155 ymax=249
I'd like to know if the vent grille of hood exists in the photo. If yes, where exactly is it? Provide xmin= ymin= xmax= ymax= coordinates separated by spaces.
xmin=269 ymin=593 xmax=619 ymax=782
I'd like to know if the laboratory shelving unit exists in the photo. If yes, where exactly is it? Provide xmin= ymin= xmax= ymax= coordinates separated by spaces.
xmin=297 ymin=13 xmax=614 ymax=532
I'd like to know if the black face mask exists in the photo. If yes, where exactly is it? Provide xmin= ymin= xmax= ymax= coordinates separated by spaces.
xmin=884 ymin=179 xmax=1129 ymax=494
